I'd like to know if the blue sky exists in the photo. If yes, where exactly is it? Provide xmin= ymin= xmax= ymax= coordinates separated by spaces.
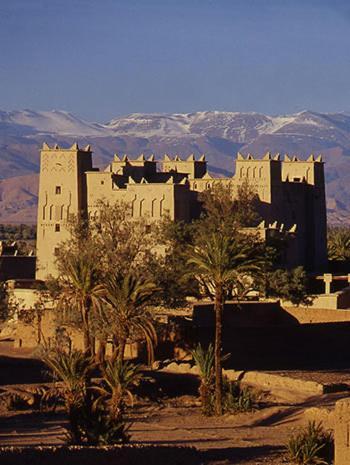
xmin=1 ymin=0 xmax=350 ymax=120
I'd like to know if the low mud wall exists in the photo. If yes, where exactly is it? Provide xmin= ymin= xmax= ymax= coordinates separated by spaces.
xmin=284 ymin=306 xmax=350 ymax=324
xmin=185 ymin=322 xmax=350 ymax=370
xmin=0 ymin=445 xmax=201 ymax=465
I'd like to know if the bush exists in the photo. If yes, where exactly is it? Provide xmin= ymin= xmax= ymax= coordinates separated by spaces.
xmin=191 ymin=343 xmax=214 ymax=415
xmin=191 ymin=344 xmax=254 ymax=416
xmin=41 ymin=349 xmax=134 ymax=445
xmin=223 ymin=380 xmax=254 ymax=413
xmin=81 ymin=403 xmax=131 ymax=445
xmin=287 ymin=421 xmax=333 ymax=465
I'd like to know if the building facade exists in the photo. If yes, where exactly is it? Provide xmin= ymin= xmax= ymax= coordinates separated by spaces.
xmin=36 ymin=143 xmax=327 ymax=280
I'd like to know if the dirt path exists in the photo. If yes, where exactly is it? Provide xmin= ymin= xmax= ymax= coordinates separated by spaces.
xmin=0 ymin=344 xmax=347 ymax=464
xmin=0 ymin=394 xmax=344 ymax=464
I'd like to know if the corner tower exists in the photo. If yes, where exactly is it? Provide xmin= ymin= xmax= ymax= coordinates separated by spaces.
xmin=36 ymin=142 xmax=93 ymax=280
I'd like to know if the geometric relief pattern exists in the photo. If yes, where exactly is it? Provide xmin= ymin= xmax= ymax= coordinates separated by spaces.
xmin=42 ymin=154 xmax=49 ymax=172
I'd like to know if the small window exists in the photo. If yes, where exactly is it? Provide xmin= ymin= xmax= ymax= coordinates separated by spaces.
xmin=55 ymin=224 xmax=60 ymax=232
xmin=101 ymin=180 xmax=104 ymax=185
xmin=55 ymin=186 xmax=61 ymax=194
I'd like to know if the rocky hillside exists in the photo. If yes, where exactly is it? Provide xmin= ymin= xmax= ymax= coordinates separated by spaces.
xmin=0 ymin=109 xmax=349 ymax=223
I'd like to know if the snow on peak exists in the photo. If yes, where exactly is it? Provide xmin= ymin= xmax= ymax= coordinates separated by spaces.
xmin=0 ymin=108 xmax=346 ymax=141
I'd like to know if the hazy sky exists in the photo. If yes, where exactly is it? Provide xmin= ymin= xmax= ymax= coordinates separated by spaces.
xmin=1 ymin=0 xmax=350 ymax=121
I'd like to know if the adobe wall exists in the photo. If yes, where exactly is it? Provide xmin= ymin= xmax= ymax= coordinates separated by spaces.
xmin=0 ymin=445 xmax=200 ymax=465
xmin=36 ymin=144 xmax=93 ymax=280
xmin=188 ymin=301 xmax=350 ymax=369
xmin=0 ymin=257 xmax=36 ymax=281
xmin=335 ymin=399 xmax=350 ymax=465
xmin=192 ymin=301 xmax=299 ymax=328
xmin=283 ymin=305 xmax=350 ymax=324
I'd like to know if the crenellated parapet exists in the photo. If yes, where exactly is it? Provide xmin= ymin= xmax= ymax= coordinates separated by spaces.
xmin=235 ymin=152 xmax=324 ymax=187
xmin=41 ymin=142 xmax=92 ymax=152
xmin=162 ymin=154 xmax=207 ymax=179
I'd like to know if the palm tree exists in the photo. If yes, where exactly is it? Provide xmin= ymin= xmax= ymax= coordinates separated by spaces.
xmin=56 ymin=251 xmax=103 ymax=356
xmin=42 ymin=349 xmax=92 ymax=443
xmin=328 ymin=226 xmax=350 ymax=260
xmin=99 ymin=273 xmax=158 ymax=363
xmin=191 ymin=343 xmax=214 ymax=415
xmin=187 ymin=231 xmax=263 ymax=415
xmin=93 ymin=359 xmax=141 ymax=419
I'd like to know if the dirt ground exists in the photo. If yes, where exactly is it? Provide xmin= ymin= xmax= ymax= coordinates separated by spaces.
xmin=0 ymin=342 xmax=349 ymax=465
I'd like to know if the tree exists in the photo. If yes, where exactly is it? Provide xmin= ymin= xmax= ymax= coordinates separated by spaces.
xmin=198 ymin=181 xmax=262 ymax=234
xmin=187 ymin=183 xmax=265 ymax=415
xmin=262 ymin=266 xmax=311 ymax=306
xmin=187 ymin=230 xmax=263 ymax=415
xmin=149 ymin=217 xmax=200 ymax=308
xmin=93 ymin=359 xmax=141 ymax=420
xmin=328 ymin=226 xmax=350 ymax=261
xmin=90 ymin=199 xmax=154 ymax=277
xmin=51 ymin=202 xmax=158 ymax=360
xmin=96 ymin=273 xmax=158 ymax=363
xmin=54 ymin=230 xmax=103 ymax=356
xmin=41 ymin=349 xmax=92 ymax=443
xmin=191 ymin=343 xmax=214 ymax=415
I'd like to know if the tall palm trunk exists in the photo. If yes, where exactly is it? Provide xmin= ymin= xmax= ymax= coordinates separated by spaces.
xmin=82 ymin=300 xmax=91 ymax=356
xmin=96 ymin=339 xmax=106 ymax=363
xmin=214 ymin=283 xmax=224 ymax=416
xmin=118 ymin=338 xmax=126 ymax=363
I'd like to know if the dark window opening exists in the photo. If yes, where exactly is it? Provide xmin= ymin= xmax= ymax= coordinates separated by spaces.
xmin=55 ymin=224 xmax=60 ymax=232
xmin=55 ymin=186 xmax=61 ymax=194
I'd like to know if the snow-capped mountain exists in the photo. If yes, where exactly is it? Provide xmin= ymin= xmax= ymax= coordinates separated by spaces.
xmin=0 ymin=108 xmax=350 ymax=223
xmin=0 ymin=109 xmax=106 ymax=136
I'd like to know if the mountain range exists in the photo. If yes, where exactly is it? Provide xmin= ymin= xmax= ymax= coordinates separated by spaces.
xmin=0 ymin=108 xmax=349 ymax=224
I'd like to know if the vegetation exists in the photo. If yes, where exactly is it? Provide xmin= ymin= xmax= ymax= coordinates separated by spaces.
xmin=41 ymin=348 xmax=93 ymax=443
xmin=223 ymin=380 xmax=254 ymax=413
xmin=187 ymin=184 xmax=265 ymax=415
xmin=192 ymin=343 xmax=254 ymax=416
xmin=52 ymin=202 xmax=158 ymax=361
xmin=44 ymin=184 xmax=293 ymax=419
xmin=287 ymin=421 xmax=333 ymax=465
xmin=54 ymin=246 xmax=103 ymax=356
xmin=42 ymin=347 xmax=139 ymax=445
xmin=191 ymin=343 xmax=215 ymax=415
xmin=149 ymin=217 xmax=200 ymax=307
xmin=262 ymin=266 xmax=311 ymax=305
xmin=328 ymin=226 xmax=350 ymax=261
xmin=93 ymin=359 xmax=142 ymax=418
xmin=95 ymin=273 xmax=158 ymax=363
xmin=0 ymin=223 xmax=36 ymax=241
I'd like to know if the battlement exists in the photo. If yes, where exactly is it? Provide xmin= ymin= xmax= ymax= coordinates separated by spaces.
xmin=41 ymin=142 xmax=92 ymax=152
xmin=162 ymin=154 xmax=207 ymax=179
xmin=110 ymin=153 xmax=157 ymax=177
xmin=234 ymin=152 xmax=324 ymax=187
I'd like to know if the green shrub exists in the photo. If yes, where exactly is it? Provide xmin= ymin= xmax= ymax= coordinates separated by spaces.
xmin=191 ymin=343 xmax=215 ymax=415
xmin=191 ymin=344 xmax=255 ymax=416
xmin=223 ymin=380 xmax=254 ymax=413
xmin=81 ymin=403 xmax=131 ymax=445
xmin=42 ymin=349 xmax=133 ymax=445
xmin=287 ymin=421 xmax=333 ymax=465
